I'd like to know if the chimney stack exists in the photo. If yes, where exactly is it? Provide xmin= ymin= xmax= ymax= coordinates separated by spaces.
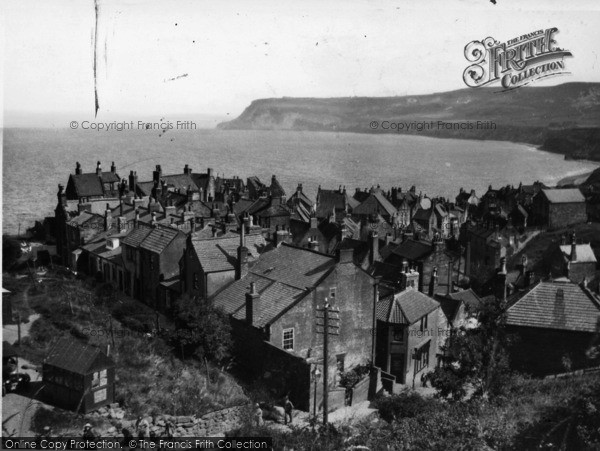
xmin=369 ymin=231 xmax=379 ymax=265
xmin=190 ymin=218 xmax=196 ymax=233
xmin=497 ymin=256 xmax=508 ymax=302
xmin=570 ymin=231 xmax=577 ymax=262
xmin=184 ymin=164 xmax=192 ymax=175
xmin=96 ymin=161 xmax=102 ymax=176
xmin=153 ymin=165 xmax=162 ymax=184
xmin=75 ymin=162 xmax=82 ymax=175
xmin=111 ymin=161 xmax=116 ymax=173
xmin=428 ymin=267 xmax=438 ymax=297
xmin=104 ymin=204 xmax=112 ymax=231
xmin=129 ymin=171 xmax=138 ymax=192
xmin=245 ymin=282 xmax=260 ymax=325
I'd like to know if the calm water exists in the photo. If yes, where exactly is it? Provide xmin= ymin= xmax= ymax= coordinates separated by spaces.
xmin=2 ymin=128 xmax=598 ymax=235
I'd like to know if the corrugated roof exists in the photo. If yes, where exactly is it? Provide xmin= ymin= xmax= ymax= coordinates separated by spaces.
xmin=506 ymin=281 xmax=600 ymax=332
xmin=541 ymin=189 xmax=585 ymax=204
xmin=45 ymin=337 xmax=114 ymax=374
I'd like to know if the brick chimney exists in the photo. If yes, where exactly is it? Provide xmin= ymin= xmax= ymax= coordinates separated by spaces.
xmin=520 ymin=254 xmax=528 ymax=276
xmin=184 ymin=164 xmax=192 ymax=175
xmin=428 ymin=267 xmax=438 ymax=297
xmin=117 ymin=216 xmax=127 ymax=233
xmin=111 ymin=161 xmax=116 ymax=173
xmin=400 ymin=263 xmax=419 ymax=290
xmin=246 ymin=282 xmax=260 ymax=326
xmin=75 ymin=162 xmax=82 ymax=175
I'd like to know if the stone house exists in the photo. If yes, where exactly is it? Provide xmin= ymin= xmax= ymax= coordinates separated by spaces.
xmin=212 ymin=243 xmax=377 ymax=411
xmin=532 ymin=188 xmax=587 ymax=229
xmin=506 ymin=279 xmax=600 ymax=375
xmin=65 ymin=161 xmax=121 ymax=201
xmin=374 ymin=284 xmax=441 ymax=387
xmin=181 ymin=225 xmax=267 ymax=300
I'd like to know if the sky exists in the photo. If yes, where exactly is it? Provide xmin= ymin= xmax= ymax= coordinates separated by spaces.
xmin=3 ymin=0 xmax=600 ymax=126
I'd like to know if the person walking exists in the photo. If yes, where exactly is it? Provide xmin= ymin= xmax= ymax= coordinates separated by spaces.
xmin=283 ymin=395 xmax=294 ymax=425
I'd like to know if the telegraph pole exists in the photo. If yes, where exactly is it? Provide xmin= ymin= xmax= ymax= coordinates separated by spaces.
xmin=316 ymin=299 xmax=340 ymax=426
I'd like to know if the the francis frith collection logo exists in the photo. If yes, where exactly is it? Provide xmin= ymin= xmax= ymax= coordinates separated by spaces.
xmin=463 ymin=27 xmax=572 ymax=90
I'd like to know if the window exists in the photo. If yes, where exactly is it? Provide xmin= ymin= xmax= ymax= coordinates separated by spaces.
xmin=419 ymin=315 xmax=428 ymax=332
xmin=393 ymin=326 xmax=404 ymax=343
xmin=329 ymin=287 xmax=336 ymax=299
xmin=282 ymin=328 xmax=294 ymax=351
xmin=93 ymin=388 xmax=107 ymax=404
xmin=414 ymin=342 xmax=430 ymax=373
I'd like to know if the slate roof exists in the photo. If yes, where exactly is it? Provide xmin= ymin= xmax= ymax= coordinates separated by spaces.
xmin=377 ymin=288 xmax=439 ymax=324
xmin=506 ymin=281 xmax=600 ymax=333
xmin=69 ymin=172 xmax=120 ymax=198
xmin=121 ymin=226 xmax=153 ymax=248
xmin=45 ymin=337 xmax=114 ymax=375
xmin=316 ymin=189 xmax=359 ymax=218
xmin=436 ymin=289 xmax=482 ymax=323
xmin=250 ymin=244 xmax=336 ymax=290
xmin=139 ymin=226 xmax=183 ymax=254
xmin=191 ymin=232 xmax=267 ymax=273
xmin=352 ymin=193 xmax=397 ymax=217
xmin=269 ymin=177 xmax=286 ymax=198
xmin=231 ymin=281 xmax=306 ymax=327
xmin=137 ymin=174 xmax=196 ymax=197
xmin=559 ymin=244 xmax=597 ymax=264
xmin=541 ymin=189 xmax=585 ymax=204
xmin=213 ymin=244 xmax=336 ymax=323
xmin=390 ymin=239 xmax=432 ymax=261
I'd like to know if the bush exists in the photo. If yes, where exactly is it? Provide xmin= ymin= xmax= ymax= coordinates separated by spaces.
xmin=374 ymin=391 xmax=441 ymax=423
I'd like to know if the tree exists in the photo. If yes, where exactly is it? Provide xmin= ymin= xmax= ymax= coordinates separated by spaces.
xmin=171 ymin=294 xmax=233 ymax=364
xmin=426 ymin=296 xmax=512 ymax=401
xmin=3 ymin=237 xmax=22 ymax=269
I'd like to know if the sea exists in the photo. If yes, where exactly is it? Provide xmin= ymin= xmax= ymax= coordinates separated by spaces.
xmin=2 ymin=128 xmax=599 ymax=235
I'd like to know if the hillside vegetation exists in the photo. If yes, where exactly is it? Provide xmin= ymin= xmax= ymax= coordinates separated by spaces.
xmin=219 ymin=83 xmax=600 ymax=161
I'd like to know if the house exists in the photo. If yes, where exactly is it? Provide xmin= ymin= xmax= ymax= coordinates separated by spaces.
xmin=532 ymin=188 xmax=587 ymax=229
xmin=65 ymin=161 xmax=121 ymax=201
xmin=42 ymin=338 xmax=115 ymax=413
xmin=546 ymin=232 xmax=598 ymax=287
xmin=506 ymin=279 xmax=600 ymax=375
xmin=384 ymin=237 xmax=462 ymax=295
xmin=133 ymin=165 xmax=216 ymax=203
xmin=121 ymin=225 xmax=153 ymax=299
xmin=212 ymin=243 xmax=377 ymax=411
xmin=434 ymin=289 xmax=482 ymax=345
xmin=462 ymin=223 xmax=514 ymax=280
xmin=352 ymin=192 xmax=398 ymax=225
xmin=374 ymin=283 xmax=441 ymax=387
xmin=138 ymin=225 xmax=187 ymax=310
xmin=181 ymin=223 xmax=267 ymax=300
xmin=316 ymin=186 xmax=359 ymax=222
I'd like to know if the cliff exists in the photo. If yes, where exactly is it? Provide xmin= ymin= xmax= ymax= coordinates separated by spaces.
xmin=218 ymin=83 xmax=600 ymax=161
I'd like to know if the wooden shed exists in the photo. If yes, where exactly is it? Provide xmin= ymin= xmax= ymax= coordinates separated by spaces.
xmin=42 ymin=338 xmax=115 ymax=413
